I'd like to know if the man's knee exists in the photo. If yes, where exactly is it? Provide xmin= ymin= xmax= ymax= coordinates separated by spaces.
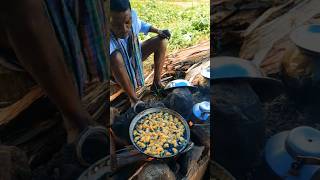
xmin=156 ymin=36 xmax=168 ymax=50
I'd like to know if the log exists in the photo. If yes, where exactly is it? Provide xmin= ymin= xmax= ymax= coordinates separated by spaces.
xmin=179 ymin=146 xmax=205 ymax=176
xmin=0 ymin=145 xmax=31 ymax=180
xmin=166 ymin=41 xmax=210 ymax=66
xmin=190 ymin=126 xmax=210 ymax=152
xmin=185 ymin=59 xmax=210 ymax=82
xmin=242 ymin=0 xmax=295 ymax=37
xmin=210 ymin=160 xmax=236 ymax=180
xmin=211 ymin=10 xmax=235 ymax=24
xmin=183 ymin=155 xmax=209 ymax=180
xmin=219 ymin=10 xmax=264 ymax=29
xmin=135 ymin=163 xmax=176 ymax=180
xmin=259 ymin=35 xmax=295 ymax=75
xmin=0 ymin=86 xmax=44 ymax=126
xmin=240 ymin=0 xmax=320 ymax=67
xmin=110 ymin=89 xmax=125 ymax=102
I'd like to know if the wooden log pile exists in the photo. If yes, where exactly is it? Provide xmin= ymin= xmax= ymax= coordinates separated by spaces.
xmin=212 ymin=0 xmax=320 ymax=76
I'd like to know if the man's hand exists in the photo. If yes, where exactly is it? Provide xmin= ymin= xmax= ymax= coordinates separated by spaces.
xmin=157 ymin=29 xmax=171 ymax=40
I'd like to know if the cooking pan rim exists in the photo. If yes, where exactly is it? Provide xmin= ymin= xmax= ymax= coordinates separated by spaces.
xmin=129 ymin=107 xmax=191 ymax=158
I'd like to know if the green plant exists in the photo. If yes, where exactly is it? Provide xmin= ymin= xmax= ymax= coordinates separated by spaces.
xmin=130 ymin=0 xmax=209 ymax=74
xmin=131 ymin=0 xmax=209 ymax=52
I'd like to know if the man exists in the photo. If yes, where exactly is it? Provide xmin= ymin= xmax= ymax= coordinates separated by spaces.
xmin=110 ymin=0 xmax=171 ymax=107
xmin=0 ymin=0 xmax=108 ymax=168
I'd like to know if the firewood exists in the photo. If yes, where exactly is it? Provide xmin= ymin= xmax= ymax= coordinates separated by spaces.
xmin=0 ymin=145 xmax=31 ymax=180
xmin=219 ymin=10 xmax=264 ymax=29
xmin=184 ymin=153 xmax=210 ymax=180
xmin=240 ymin=0 xmax=320 ymax=66
xmin=179 ymin=146 xmax=205 ymax=176
xmin=135 ymin=162 xmax=176 ymax=180
xmin=110 ymin=89 xmax=125 ymax=102
xmin=128 ymin=162 xmax=147 ymax=180
xmin=0 ymin=86 xmax=44 ymax=126
xmin=242 ymin=0 xmax=295 ymax=37
xmin=212 ymin=10 xmax=235 ymax=24
xmin=185 ymin=59 xmax=210 ymax=82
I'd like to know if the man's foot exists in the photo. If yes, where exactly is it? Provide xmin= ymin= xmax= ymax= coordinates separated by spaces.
xmin=150 ymin=82 xmax=165 ymax=94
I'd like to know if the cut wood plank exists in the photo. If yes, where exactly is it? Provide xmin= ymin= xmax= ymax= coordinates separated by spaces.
xmin=128 ymin=163 xmax=147 ymax=180
xmin=0 ymin=86 xmax=44 ymax=126
xmin=183 ymin=154 xmax=210 ymax=180
xmin=212 ymin=10 xmax=235 ymax=24
xmin=110 ymin=89 xmax=125 ymax=102
xmin=242 ymin=0 xmax=295 ymax=37
xmin=185 ymin=59 xmax=210 ymax=82
xmin=167 ymin=41 xmax=210 ymax=64
xmin=259 ymin=35 xmax=295 ymax=75
xmin=220 ymin=9 xmax=264 ymax=29
xmin=240 ymin=0 xmax=320 ymax=67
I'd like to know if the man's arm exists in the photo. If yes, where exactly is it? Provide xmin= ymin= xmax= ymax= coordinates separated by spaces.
xmin=3 ymin=1 xmax=90 ymax=133
xmin=145 ymin=25 xmax=171 ymax=40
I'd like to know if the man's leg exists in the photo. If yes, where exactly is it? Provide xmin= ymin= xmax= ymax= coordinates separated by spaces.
xmin=3 ymin=0 xmax=91 ymax=143
xmin=141 ymin=36 xmax=168 ymax=88
xmin=111 ymin=51 xmax=139 ymax=106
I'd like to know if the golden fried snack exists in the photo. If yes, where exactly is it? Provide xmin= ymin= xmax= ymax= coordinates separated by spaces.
xmin=133 ymin=111 xmax=187 ymax=157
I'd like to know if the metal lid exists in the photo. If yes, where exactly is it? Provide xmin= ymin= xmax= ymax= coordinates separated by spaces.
xmin=212 ymin=56 xmax=284 ymax=101
xmin=192 ymin=101 xmax=210 ymax=121
xmin=212 ymin=56 xmax=264 ymax=79
xmin=286 ymin=126 xmax=320 ymax=158
xmin=290 ymin=24 xmax=320 ymax=54
xmin=164 ymin=79 xmax=195 ymax=90
xmin=201 ymin=67 xmax=211 ymax=79
xmin=265 ymin=126 xmax=320 ymax=179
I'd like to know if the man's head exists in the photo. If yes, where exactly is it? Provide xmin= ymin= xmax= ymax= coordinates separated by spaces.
xmin=110 ymin=0 xmax=132 ymax=39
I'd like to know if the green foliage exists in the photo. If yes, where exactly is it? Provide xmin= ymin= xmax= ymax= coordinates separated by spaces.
xmin=131 ymin=0 xmax=209 ymax=52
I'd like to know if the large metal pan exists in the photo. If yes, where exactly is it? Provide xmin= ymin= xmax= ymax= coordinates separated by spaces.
xmin=129 ymin=107 xmax=192 ymax=158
